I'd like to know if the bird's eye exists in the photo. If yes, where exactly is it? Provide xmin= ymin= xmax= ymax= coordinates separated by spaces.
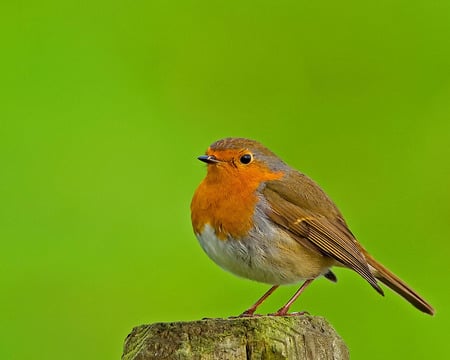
xmin=239 ymin=153 xmax=253 ymax=164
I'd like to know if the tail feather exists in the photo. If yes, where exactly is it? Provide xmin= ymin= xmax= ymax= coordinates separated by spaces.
xmin=366 ymin=255 xmax=435 ymax=316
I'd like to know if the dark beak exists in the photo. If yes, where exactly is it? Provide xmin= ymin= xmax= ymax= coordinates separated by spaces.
xmin=198 ymin=155 xmax=220 ymax=164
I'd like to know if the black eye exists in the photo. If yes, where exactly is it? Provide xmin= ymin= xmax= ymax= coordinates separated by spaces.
xmin=239 ymin=154 xmax=252 ymax=164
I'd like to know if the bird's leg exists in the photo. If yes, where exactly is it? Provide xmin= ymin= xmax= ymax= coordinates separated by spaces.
xmin=272 ymin=279 xmax=314 ymax=316
xmin=239 ymin=285 xmax=279 ymax=317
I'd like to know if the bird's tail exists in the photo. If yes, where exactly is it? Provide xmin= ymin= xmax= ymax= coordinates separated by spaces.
xmin=366 ymin=254 xmax=435 ymax=315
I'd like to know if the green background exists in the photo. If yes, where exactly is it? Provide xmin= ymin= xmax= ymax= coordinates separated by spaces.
xmin=1 ymin=0 xmax=449 ymax=359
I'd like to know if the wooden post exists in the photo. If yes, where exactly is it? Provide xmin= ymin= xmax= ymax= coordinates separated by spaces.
xmin=122 ymin=315 xmax=349 ymax=360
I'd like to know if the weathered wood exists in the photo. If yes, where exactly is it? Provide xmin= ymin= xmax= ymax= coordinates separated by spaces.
xmin=122 ymin=315 xmax=349 ymax=360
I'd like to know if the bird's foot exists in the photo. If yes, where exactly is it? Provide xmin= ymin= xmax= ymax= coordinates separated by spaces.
xmin=229 ymin=310 xmax=262 ymax=318
xmin=268 ymin=310 xmax=310 ymax=317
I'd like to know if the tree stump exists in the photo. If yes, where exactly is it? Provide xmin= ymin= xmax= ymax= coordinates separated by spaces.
xmin=122 ymin=315 xmax=349 ymax=360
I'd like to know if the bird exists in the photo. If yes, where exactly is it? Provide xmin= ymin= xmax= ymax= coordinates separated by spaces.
xmin=190 ymin=137 xmax=434 ymax=316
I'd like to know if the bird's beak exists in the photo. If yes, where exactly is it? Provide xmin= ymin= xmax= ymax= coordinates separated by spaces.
xmin=198 ymin=155 xmax=221 ymax=164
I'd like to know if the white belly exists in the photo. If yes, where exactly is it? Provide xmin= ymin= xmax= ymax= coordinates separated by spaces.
xmin=196 ymin=223 xmax=327 ymax=285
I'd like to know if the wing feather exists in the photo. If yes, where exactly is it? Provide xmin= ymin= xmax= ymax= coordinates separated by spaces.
xmin=263 ymin=174 xmax=383 ymax=295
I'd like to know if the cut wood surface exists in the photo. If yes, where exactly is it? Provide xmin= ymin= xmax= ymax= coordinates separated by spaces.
xmin=122 ymin=315 xmax=349 ymax=360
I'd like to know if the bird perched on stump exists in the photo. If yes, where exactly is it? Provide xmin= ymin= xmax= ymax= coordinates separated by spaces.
xmin=190 ymin=137 xmax=434 ymax=316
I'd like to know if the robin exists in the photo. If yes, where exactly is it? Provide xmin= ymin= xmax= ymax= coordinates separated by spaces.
xmin=190 ymin=137 xmax=434 ymax=316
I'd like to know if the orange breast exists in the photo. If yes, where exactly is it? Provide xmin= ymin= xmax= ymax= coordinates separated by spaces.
xmin=191 ymin=165 xmax=283 ymax=240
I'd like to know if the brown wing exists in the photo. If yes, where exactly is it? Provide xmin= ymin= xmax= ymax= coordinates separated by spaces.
xmin=264 ymin=172 xmax=383 ymax=295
